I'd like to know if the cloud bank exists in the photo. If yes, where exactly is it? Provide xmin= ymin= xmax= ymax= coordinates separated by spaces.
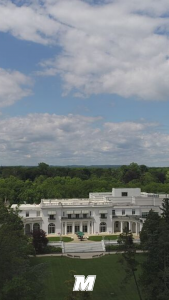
xmin=1 ymin=0 xmax=169 ymax=100
xmin=0 ymin=113 xmax=168 ymax=166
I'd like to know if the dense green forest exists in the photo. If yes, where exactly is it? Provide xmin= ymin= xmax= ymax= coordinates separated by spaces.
xmin=1 ymin=162 xmax=169 ymax=205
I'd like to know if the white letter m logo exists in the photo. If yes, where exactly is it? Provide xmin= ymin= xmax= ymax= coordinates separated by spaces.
xmin=73 ymin=275 xmax=96 ymax=291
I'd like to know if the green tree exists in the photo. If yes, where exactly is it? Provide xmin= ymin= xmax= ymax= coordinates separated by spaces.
xmin=161 ymin=198 xmax=169 ymax=224
xmin=0 ymin=202 xmax=46 ymax=300
xmin=31 ymin=229 xmax=48 ymax=254
xmin=118 ymin=229 xmax=143 ymax=300
xmin=139 ymin=209 xmax=161 ymax=249
xmin=140 ymin=208 xmax=169 ymax=300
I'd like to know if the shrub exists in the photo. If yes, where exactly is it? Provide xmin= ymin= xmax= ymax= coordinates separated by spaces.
xmin=41 ymin=246 xmax=62 ymax=254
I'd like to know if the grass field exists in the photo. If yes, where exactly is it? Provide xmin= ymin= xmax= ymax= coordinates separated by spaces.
xmin=31 ymin=254 xmax=144 ymax=300
xmin=48 ymin=236 xmax=72 ymax=242
xmin=88 ymin=235 xmax=118 ymax=241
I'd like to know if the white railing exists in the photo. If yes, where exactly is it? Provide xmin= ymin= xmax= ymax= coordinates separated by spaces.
xmin=41 ymin=200 xmax=112 ymax=207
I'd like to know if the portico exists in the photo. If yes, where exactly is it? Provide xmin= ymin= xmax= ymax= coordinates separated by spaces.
xmin=112 ymin=219 xmax=140 ymax=235
xmin=62 ymin=220 xmax=94 ymax=235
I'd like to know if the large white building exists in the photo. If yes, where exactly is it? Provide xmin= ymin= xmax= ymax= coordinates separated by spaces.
xmin=11 ymin=188 xmax=166 ymax=236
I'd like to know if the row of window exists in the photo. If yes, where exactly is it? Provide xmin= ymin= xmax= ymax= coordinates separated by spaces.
xmin=25 ymin=209 xmax=149 ymax=219
xmin=26 ymin=211 xmax=40 ymax=217
xmin=112 ymin=209 xmax=136 ymax=216
xmin=67 ymin=214 xmax=88 ymax=219
xmin=63 ymin=212 xmax=92 ymax=216
xmin=48 ymin=223 xmax=89 ymax=234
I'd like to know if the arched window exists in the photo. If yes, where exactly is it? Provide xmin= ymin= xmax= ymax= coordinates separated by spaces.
xmin=48 ymin=223 xmax=55 ymax=234
xmin=33 ymin=223 xmax=40 ymax=231
xmin=100 ymin=222 xmax=107 ymax=233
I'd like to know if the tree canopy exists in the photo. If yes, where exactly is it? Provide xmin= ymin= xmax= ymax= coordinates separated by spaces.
xmin=0 ymin=163 xmax=169 ymax=205
xmin=139 ymin=201 xmax=169 ymax=300
xmin=0 ymin=203 xmax=46 ymax=300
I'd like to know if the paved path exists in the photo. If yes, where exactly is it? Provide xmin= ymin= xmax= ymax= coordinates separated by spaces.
xmin=35 ymin=250 xmax=144 ymax=260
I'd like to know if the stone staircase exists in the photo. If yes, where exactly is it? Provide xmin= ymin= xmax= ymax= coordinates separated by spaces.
xmin=64 ymin=241 xmax=105 ymax=253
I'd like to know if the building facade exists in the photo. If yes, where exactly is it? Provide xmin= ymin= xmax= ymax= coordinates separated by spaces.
xmin=11 ymin=188 xmax=166 ymax=236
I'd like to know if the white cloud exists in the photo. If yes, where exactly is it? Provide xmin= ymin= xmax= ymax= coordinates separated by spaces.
xmin=1 ymin=1 xmax=169 ymax=100
xmin=0 ymin=68 xmax=32 ymax=107
xmin=0 ymin=113 xmax=168 ymax=166
xmin=0 ymin=0 xmax=61 ymax=45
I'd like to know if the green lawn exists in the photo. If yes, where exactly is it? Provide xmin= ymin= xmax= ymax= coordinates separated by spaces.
xmin=88 ymin=235 xmax=118 ymax=241
xmin=31 ymin=254 xmax=144 ymax=300
xmin=48 ymin=236 xmax=72 ymax=242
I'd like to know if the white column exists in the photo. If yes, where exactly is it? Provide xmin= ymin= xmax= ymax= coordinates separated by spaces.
xmin=72 ymin=222 xmax=75 ymax=234
xmin=120 ymin=221 xmax=123 ymax=233
xmin=61 ymin=223 xmax=62 ymax=235
xmin=112 ymin=221 xmax=114 ymax=234
xmin=136 ymin=222 xmax=138 ymax=235
xmin=129 ymin=221 xmax=131 ymax=231
xmin=65 ymin=222 xmax=67 ymax=235
xmin=88 ymin=222 xmax=90 ymax=234
xmin=140 ymin=222 xmax=143 ymax=232
xmin=80 ymin=222 xmax=82 ymax=231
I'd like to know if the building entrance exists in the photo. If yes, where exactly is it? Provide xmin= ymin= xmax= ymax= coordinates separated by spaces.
xmin=67 ymin=225 xmax=72 ymax=233
xmin=75 ymin=225 xmax=80 ymax=233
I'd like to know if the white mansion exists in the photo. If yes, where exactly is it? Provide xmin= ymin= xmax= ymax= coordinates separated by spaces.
xmin=11 ymin=188 xmax=166 ymax=236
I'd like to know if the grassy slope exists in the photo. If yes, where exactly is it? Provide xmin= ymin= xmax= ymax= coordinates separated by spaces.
xmin=31 ymin=254 xmax=144 ymax=300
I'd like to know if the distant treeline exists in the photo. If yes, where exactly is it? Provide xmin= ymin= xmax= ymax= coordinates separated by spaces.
xmin=1 ymin=162 xmax=169 ymax=205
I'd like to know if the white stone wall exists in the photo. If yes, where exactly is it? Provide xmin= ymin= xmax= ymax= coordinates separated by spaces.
xmin=112 ymin=188 xmax=141 ymax=197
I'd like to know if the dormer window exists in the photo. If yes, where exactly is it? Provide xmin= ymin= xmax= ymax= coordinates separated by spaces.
xmin=122 ymin=192 xmax=128 ymax=197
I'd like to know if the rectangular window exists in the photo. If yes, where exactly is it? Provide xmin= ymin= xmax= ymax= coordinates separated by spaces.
xmin=67 ymin=225 xmax=72 ymax=233
xmin=112 ymin=210 xmax=115 ymax=216
xmin=122 ymin=209 xmax=125 ymax=215
xmin=26 ymin=211 xmax=29 ymax=217
xmin=83 ymin=225 xmax=88 ymax=233
xmin=90 ymin=211 xmax=91 ymax=216
xmin=75 ymin=225 xmax=80 ymax=233
xmin=122 ymin=192 xmax=128 ymax=197
xmin=132 ymin=209 xmax=135 ymax=215
xmin=100 ymin=214 xmax=106 ymax=219
xmin=63 ymin=212 xmax=65 ymax=217
xmin=49 ymin=215 xmax=55 ymax=220
xmin=83 ymin=214 xmax=87 ymax=218
xmin=36 ymin=211 xmax=40 ymax=217
xmin=68 ymin=214 xmax=71 ymax=219
xmin=76 ymin=214 xmax=79 ymax=219
xmin=142 ymin=212 xmax=148 ymax=218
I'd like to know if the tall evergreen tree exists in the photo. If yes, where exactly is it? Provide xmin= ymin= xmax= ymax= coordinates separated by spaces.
xmin=140 ymin=208 xmax=169 ymax=300
xmin=118 ymin=229 xmax=143 ymax=300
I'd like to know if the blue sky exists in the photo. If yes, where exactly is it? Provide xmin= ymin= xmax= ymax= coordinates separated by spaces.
xmin=0 ymin=0 xmax=169 ymax=166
